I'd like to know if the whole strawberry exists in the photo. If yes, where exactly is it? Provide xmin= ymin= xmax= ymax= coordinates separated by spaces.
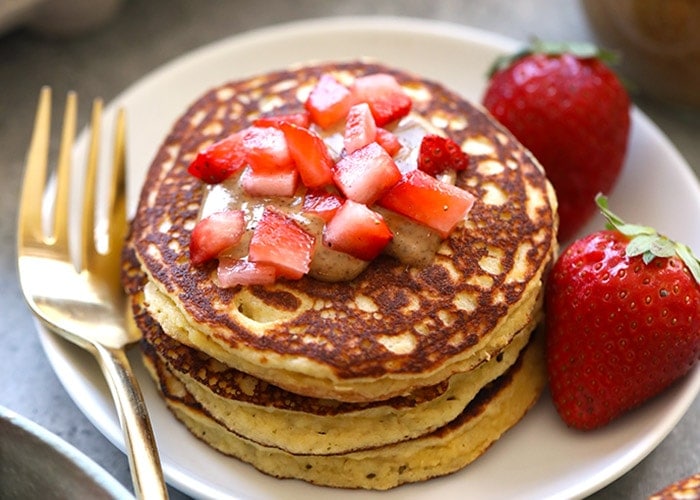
xmin=545 ymin=195 xmax=700 ymax=430
xmin=483 ymin=42 xmax=631 ymax=242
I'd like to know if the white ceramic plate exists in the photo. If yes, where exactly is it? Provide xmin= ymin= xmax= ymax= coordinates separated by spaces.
xmin=38 ymin=16 xmax=700 ymax=500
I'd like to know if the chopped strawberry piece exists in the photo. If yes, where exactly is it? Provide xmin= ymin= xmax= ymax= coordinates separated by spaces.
xmin=378 ymin=170 xmax=475 ymax=238
xmin=332 ymin=142 xmax=402 ymax=205
xmin=280 ymin=122 xmax=334 ymax=188
xmin=189 ymin=210 xmax=246 ymax=265
xmin=240 ymin=166 xmax=299 ymax=197
xmin=417 ymin=134 xmax=470 ymax=175
xmin=305 ymin=74 xmax=353 ymax=128
xmin=302 ymin=189 xmax=343 ymax=222
xmin=187 ymin=131 xmax=247 ymax=184
xmin=242 ymin=126 xmax=294 ymax=173
xmin=323 ymin=200 xmax=393 ymax=261
xmin=343 ymin=102 xmax=377 ymax=154
xmin=376 ymin=128 xmax=401 ymax=156
xmin=248 ymin=206 xmax=315 ymax=280
xmin=253 ymin=111 xmax=311 ymax=129
xmin=350 ymin=73 xmax=412 ymax=127
xmin=217 ymin=258 xmax=276 ymax=287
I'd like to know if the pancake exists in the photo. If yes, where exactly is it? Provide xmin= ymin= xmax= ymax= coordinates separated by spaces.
xmin=127 ymin=60 xmax=558 ymax=403
xmin=136 ymin=291 xmax=538 ymax=455
xmin=142 ymin=329 xmax=546 ymax=490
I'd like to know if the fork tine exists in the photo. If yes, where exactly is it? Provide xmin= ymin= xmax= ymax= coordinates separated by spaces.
xmin=79 ymin=98 xmax=103 ymax=273
xmin=95 ymin=107 xmax=127 ymax=288
xmin=52 ymin=91 xmax=78 ymax=256
xmin=106 ymin=108 xmax=127 ymax=259
xmin=18 ymin=87 xmax=52 ymax=246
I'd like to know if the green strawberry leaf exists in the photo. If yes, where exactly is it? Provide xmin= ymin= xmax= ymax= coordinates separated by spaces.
xmin=595 ymin=194 xmax=700 ymax=284
xmin=596 ymin=194 xmax=656 ymax=236
xmin=488 ymin=49 xmax=532 ymax=78
xmin=487 ymin=40 xmax=618 ymax=78
xmin=627 ymin=234 xmax=676 ymax=263
xmin=676 ymin=243 xmax=700 ymax=284
xmin=649 ymin=237 xmax=677 ymax=258
xmin=531 ymin=40 xmax=603 ymax=60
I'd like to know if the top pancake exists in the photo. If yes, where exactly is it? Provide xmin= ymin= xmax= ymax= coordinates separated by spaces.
xmin=128 ymin=60 xmax=557 ymax=402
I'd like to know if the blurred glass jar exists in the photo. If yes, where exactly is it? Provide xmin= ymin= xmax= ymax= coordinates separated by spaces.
xmin=581 ymin=0 xmax=700 ymax=110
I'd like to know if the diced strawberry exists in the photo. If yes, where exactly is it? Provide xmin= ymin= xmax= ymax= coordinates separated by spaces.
xmin=189 ymin=210 xmax=246 ymax=265
xmin=302 ymin=189 xmax=344 ymax=222
xmin=343 ymin=102 xmax=377 ymax=154
xmin=253 ymin=111 xmax=311 ymax=129
xmin=248 ymin=206 xmax=316 ymax=280
xmin=305 ymin=74 xmax=353 ymax=128
xmin=350 ymin=73 xmax=412 ymax=127
xmin=376 ymin=128 xmax=401 ymax=156
xmin=332 ymin=142 xmax=402 ymax=205
xmin=280 ymin=122 xmax=334 ymax=188
xmin=323 ymin=200 xmax=393 ymax=261
xmin=378 ymin=169 xmax=475 ymax=238
xmin=242 ymin=126 xmax=294 ymax=173
xmin=240 ymin=166 xmax=299 ymax=197
xmin=217 ymin=258 xmax=276 ymax=287
xmin=417 ymin=134 xmax=470 ymax=175
xmin=187 ymin=131 xmax=247 ymax=184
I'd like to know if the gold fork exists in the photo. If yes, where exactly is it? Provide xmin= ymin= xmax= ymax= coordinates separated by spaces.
xmin=17 ymin=87 xmax=168 ymax=499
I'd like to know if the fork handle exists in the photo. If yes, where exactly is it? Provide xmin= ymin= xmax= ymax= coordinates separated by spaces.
xmin=93 ymin=343 xmax=169 ymax=499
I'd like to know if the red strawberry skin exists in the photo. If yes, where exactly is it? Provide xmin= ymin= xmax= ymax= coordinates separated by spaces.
xmin=545 ymin=230 xmax=700 ymax=430
xmin=483 ymin=53 xmax=630 ymax=242
xmin=417 ymin=134 xmax=469 ymax=175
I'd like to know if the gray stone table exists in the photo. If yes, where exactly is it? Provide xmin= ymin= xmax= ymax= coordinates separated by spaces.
xmin=1 ymin=1 xmax=698 ymax=498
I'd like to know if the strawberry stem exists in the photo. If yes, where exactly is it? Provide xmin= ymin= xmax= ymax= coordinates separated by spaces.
xmin=596 ymin=194 xmax=700 ymax=284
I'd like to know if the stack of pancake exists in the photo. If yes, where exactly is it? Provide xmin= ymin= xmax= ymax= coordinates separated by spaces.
xmin=122 ymin=61 xmax=558 ymax=490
